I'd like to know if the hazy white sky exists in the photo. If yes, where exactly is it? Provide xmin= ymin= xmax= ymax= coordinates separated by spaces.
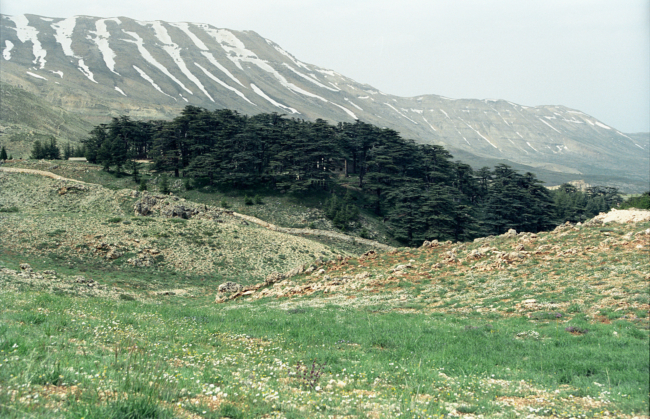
xmin=2 ymin=0 xmax=649 ymax=133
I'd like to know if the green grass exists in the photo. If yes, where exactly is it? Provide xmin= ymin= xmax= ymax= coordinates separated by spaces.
xmin=0 ymin=277 xmax=647 ymax=418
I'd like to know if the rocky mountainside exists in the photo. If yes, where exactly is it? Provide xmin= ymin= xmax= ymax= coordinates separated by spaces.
xmin=1 ymin=14 xmax=648 ymax=190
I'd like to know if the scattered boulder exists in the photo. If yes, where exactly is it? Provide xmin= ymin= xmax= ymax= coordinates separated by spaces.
xmin=218 ymin=282 xmax=242 ymax=293
xmin=359 ymin=250 xmax=378 ymax=260
xmin=127 ymin=255 xmax=153 ymax=267
xmin=421 ymin=240 xmax=439 ymax=248
xmin=466 ymin=249 xmax=484 ymax=261
xmin=20 ymin=263 xmax=32 ymax=273
xmin=284 ymin=265 xmax=305 ymax=278
xmin=502 ymin=229 xmax=517 ymax=238
xmin=106 ymin=249 xmax=123 ymax=260
xmin=161 ymin=205 xmax=197 ymax=219
xmin=391 ymin=264 xmax=412 ymax=273
xmin=354 ymin=272 xmax=370 ymax=280
xmin=265 ymin=272 xmax=285 ymax=285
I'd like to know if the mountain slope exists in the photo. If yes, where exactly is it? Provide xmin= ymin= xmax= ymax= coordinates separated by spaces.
xmin=0 ymin=81 xmax=95 ymax=157
xmin=1 ymin=14 xmax=648 ymax=190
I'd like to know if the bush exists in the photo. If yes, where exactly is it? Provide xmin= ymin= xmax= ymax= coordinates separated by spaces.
xmin=184 ymin=178 xmax=193 ymax=190
xmin=220 ymin=199 xmax=230 ymax=209
xmin=108 ymin=217 xmax=123 ymax=223
xmin=0 ymin=206 xmax=19 ymax=213
xmin=244 ymin=195 xmax=254 ymax=205
xmin=159 ymin=175 xmax=170 ymax=194
xmin=620 ymin=191 xmax=650 ymax=210
xmin=254 ymin=194 xmax=264 ymax=205
xmin=139 ymin=178 xmax=148 ymax=191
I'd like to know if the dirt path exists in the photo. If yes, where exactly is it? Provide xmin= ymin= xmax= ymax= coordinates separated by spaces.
xmin=232 ymin=212 xmax=396 ymax=251
xmin=0 ymin=166 xmax=396 ymax=251
xmin=0 ymin=167 xmax=90 ymax=184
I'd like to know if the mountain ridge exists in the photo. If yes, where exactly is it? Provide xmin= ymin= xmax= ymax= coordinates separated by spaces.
xmin=1 ymin=13 xmax=648 ymax=191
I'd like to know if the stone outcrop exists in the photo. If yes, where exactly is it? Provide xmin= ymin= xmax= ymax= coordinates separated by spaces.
xmin=218 ymin=282 xmax=243 ymax=294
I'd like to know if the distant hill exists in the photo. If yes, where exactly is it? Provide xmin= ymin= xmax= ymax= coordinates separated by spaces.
xmin=1 ymin=14 xmax=648 ymax=190
xmin=0 ymin=82 xmax=95 ymax=158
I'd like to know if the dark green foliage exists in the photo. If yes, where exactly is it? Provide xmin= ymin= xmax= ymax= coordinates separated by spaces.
xmin=139 ymin=178 xmax=148 ymax=191
xmin=0 ymin=145 xmax=7 ymax=160
xmin=620 ymin=191 xmax=650 ymax=210
xmin=183 ymin=177 xmax=192 ymax=191
xmin=30 ymin=136 xmax=61 ymax=160
xmin=254 ymin=194 xmax=264 ymax=205
xmin=325 ymin=192 xmax=360 ymax=231
xmin=62 ymin=142 xmax=84 ymax=160
xmin=159 ymin=175 xmax=169 ymax=195
xmin=551 ymin=184 xmax=623 ymax=223
xmin=84 ymin=106 xmax=598 ymax=246
xmin=244 ymin=195 xmax=253 ymax=205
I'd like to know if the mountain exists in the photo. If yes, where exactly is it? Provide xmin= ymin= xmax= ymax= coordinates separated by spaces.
xmin=1 ymin=14 xmax=648 ymax=191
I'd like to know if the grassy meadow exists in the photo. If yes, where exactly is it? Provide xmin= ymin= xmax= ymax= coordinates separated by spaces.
xmin=0 ymin=161 xmax=649 ymax=418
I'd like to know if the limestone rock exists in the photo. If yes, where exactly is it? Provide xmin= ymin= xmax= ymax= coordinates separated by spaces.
xmin=265 ymin=272 xmax=285 ymax=285
xmin=218 ymin=282 xmax=242 ymax=293
xmin=502 ymin=229 xmax=517 ymax=238
xmin=421 ymin=240 xmax=439 ymax=248
xmin=391 ymin=264 xmax=412 ymax=273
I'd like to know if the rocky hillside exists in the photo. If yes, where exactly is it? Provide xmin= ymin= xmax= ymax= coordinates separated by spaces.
xmin=221 ymin=210 xmax=650 ymax=326
xmin=0 ymin=170 xmax=348 ymax=282
xmin=1 ymin=14 xmax=648 ymax=190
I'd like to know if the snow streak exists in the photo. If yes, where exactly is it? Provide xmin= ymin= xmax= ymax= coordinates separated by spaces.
xmin=132 ymin=65 xmax=175 ymax=100
xmin=250 ymin=83 xmax=299 ymax=114
xmin=195 ymin=63 xmax=255 ymax=106
xmin=93 ymin=18 xmax=121 ymax=75
xmin=8 ymin=15 xmax=47 ymax=68
xmin=124 ymin=31 xmax=192 ymax=95
xmin=3 ymin=40 xmax=14 ymax=60
xmin=148 ymin=21 xmax=213 ymax=101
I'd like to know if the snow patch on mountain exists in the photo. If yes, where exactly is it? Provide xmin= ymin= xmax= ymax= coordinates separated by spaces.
xmin=332 ymin=103 xmax=357 ymax=119
xmin=422 ymin=116 xmax=437 ymax=132
xmin=282 ymin=63 xmax=339 ymax=91
xmin=26 ymin=71 xmax=47 ymax=80
xmin=459 ymin=118 xmax=497 ymax=149
xmin=132 ymin=65 xmax=175 ymax=100
xmin=124 ymin=31 xmax=193 ymax=95
xmin=147 ymin=21 xmax=213 ymax=101
xmin=51 ymin=17 xmax=76 ymax=57
xmin=77 ymin=59 xmax=97 ymax=83
xmin=92 ymin=18 xmax=121 ymax=75
xmin=195 ymin=63 xmax=255 ymax=106
xmin=384 ymin=103 xmax=418 ymax=125
xmin=268 ymin=40 xmax=310 ymax=70
xmin=199 ymin=51 xmax=245 ymax=88
xmin=8 ymin=15 xmax=47 ymax=68
xmin=2 ymin=40 xmax=13 ymax=60
xmin=171 ymin=22 xmax=208 ymax=50
xmin=538 ymin=118 xmax=561 ymax=134
xmin=344 ymin=98 xmax=363 ymax=111
xmin=316 ymin=69 xmax=338 ymax=77
xmin=51 ymin=16 xmax=98 ymax=83
xmin=250 ymin=83 xmax=299 ymax=114
xmin=114 ymin=86 xmax=126 ymax=96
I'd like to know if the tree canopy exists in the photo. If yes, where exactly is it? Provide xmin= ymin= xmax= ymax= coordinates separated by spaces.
xmin=82 ymin=106 xmax=622 ymax=246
